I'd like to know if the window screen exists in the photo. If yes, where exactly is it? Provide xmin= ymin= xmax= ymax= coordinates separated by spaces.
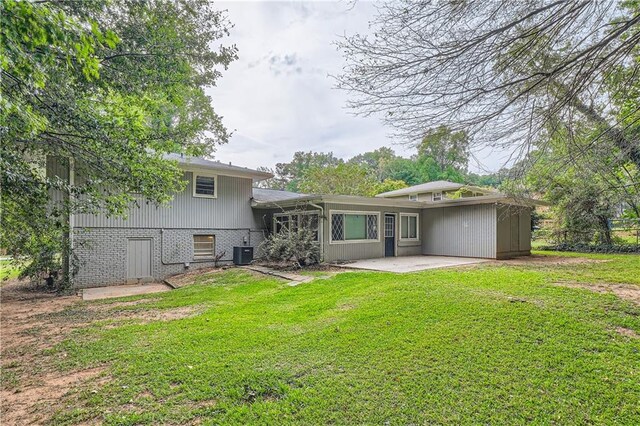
xmin=193 ymin=235 xmax=215 ymax=258
xmin=194 ymin=175 xmax=216 ymax=196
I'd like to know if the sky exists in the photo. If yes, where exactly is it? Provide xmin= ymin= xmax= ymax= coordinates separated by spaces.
xmin=208 ymin=1 xmax=507 ymax=173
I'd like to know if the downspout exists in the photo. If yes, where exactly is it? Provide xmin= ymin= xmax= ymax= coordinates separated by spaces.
xmin=309 ymin=202 xmax=325 ymax=262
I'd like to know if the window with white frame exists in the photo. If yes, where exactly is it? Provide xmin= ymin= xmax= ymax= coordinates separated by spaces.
xmin=273 ymin=212 xmax=320 ymax=241
xmin=400 ymin=214 xmax=419 ymax=240
xmin=193 ymin=235 xmax=215 ymax=258
xmin=432 ymin=192 xmax=442 ymax=201
xmin=409 ymin=194 xmax=418 ymax=201
xmin=330 ymin=212 xmax=378 ymax=242
xmin=193 ymin=174 xmax=217 ymax=198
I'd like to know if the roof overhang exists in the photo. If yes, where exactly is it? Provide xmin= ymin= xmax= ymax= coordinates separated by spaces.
xmin=252 ymin=193 xmax=548 ymax=209
xmin=252 ymin=194 xmax=426 ymax=209
xmin=176 ymin=163 xmax=273 ymax=182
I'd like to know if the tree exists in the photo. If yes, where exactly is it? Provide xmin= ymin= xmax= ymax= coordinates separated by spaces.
xmin=373 ymin=178 xmax=408 ymax=195
xmin=520 ymin=121 xmax=638 ymax=245
xmin=298 ymin=163 xmax=378 ymax=196
xmin=337 ymin=0 xmax=640 ymax=194
xmin=273 ymin=151 xmax=342 ymax=192
xmin=1 ymin=0 xmax=237 ymax=286
xmin=347 ymin=147 xmax=398 ymax=180
xmin=417 ymin=126 xmax=470 ymax=173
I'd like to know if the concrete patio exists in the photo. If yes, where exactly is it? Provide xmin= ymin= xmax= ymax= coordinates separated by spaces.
xmin=338 ymin=255 xmax=489 ymax=273
xmin=82 ymin=283 xmax=172 ymax=301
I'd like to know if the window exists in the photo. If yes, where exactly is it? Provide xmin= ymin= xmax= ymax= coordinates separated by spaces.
xmin=409 ymin=194 xmax=418 ymax=201
xmin=400 ymin=214 xmax=419 ymax=240
xmin=330 ymin=211 xmax=379 ymax=243
xmin=193 ymin=235 xmax=215 ymax=258
xmin=432 ymin=192 xmax=442 ymax=201
xmin=193 ymin=174 xmax=216 ymax=198
xmin=273 ymin=212 xmax=320 ymax=241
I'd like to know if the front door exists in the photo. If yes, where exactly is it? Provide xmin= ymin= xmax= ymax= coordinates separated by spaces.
xmin=384 ymin=214 xmax=395 ymax=257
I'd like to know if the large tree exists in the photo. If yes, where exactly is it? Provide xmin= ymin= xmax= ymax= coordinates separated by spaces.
xmin=1 ymin=0 xmax=237 ymax=285
xmin=337 ymin=0 xmax=640 ymax=195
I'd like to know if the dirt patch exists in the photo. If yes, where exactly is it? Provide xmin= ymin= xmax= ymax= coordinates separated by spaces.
xmin=498 ymin=255 xmax=611 ymax=266
xmin=0 ymin=280 xmax=203 ymax=425
xmin=614 ymin=326 xmax=639 ymax=339
xmin=165 ymin=266 xmax=231 ymax=288
xmin=554 ymin=280 xmax=640 ymax=305
xmin=0 ymin=366 xmax=107 ymax=426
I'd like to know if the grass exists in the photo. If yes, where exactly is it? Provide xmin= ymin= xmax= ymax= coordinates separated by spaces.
xmin=33 ymin=253 xmax=640 ymax=424
xmin=0 ymin=259 xmax=21 ymax=281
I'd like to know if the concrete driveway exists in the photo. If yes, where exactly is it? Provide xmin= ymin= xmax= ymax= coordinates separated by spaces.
xmin=339 ymin=255 xmax=489 ymax=273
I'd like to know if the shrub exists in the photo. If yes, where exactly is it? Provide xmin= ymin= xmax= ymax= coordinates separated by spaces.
xmin=260 ymin=227 xmax=321 ymax=268
xmin=538 ymin=243 xmax=640 ymax=254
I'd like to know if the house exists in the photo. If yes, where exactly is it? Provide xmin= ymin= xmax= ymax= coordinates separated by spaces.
xmin=47 ymin=155 xmax=538 ymax=288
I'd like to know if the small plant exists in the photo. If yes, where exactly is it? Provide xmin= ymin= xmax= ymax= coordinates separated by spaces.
xmin=260 ymin=226 xmax=320 ymax=268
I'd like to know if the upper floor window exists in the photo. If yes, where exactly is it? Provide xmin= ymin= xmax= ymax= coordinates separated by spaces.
xmin=400 ymin=213 xmax=419 ymax=240
xmin=409 ymin=194 xmax=418 ymax=201
xmin=432 ymin=192 xmax=442 ymax=201
xmin=193 ymin=174 xmax=217 ymax=198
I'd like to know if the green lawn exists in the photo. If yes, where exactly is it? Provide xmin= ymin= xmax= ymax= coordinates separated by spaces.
xmin=35 ymin=253 xmax=640 ymax=423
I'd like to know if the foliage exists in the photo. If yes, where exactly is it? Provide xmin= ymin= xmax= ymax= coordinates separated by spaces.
xmin=274 ymin=152 xmax=342 ymax=192
xmin=261 ymin=227 xmax=320 ymax=268
xmin=373 ymin=178 xmax=408 ymax=194
xmin=261 ymin=128 xmax=475 ymax=194
xmin=538 ymin=243 xmax=640 ymax=254
xmin=22 ymin=256 xmax=640 ymax=424
xmin=298 ymin=163 xmax=378 ymax=196
xmin=1 ymin=0 xmax=236 ymax=285
xmin=347 ymin=147 xmax=398 ymax=181
xmin=417 ymin=126 xmax=470 ymax=173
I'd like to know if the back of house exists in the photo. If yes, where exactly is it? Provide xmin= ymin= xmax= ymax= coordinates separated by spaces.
xmin=48 ymin=155 xmax=536 ymax=288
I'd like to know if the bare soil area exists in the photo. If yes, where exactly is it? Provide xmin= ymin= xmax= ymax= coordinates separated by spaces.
xmin=0 ymin=279 xmax=199 ymax=425
xmin=553 ymin=280 xmax=640 ymax=306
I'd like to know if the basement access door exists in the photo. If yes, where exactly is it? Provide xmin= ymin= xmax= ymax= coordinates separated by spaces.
xmin=127 ymin=238 xmax=152 ymax=283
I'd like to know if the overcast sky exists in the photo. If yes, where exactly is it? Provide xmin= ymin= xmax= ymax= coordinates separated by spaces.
xmin=209 ymin=1 xmax=508 ymax=173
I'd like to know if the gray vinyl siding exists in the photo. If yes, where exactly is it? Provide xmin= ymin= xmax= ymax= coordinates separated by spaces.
xmin=496 ymin=205 xmax=532 ymax=258
xmin=421 ymin=204 xmax=497 ymax=258
xmin=75 ymin=172 xmax=259 ymax=229
xmin=322 ymin=202 xmax=422 ymax=262
xmin=46 ymin=156 xmax=69 ymax=206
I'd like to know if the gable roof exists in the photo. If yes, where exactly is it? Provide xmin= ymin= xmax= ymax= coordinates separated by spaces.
xmin=376 ymin=180 xmax=494 ymax=198
xmin=164 ymin=153 xmax=273 ymax=181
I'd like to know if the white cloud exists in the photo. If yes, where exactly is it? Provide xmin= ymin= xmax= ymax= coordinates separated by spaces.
xmin=208 ymin=1 xmax=509 ymax=173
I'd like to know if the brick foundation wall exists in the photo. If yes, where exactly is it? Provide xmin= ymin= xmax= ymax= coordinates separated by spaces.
xmin=72 ymin=227 xmax=263 ymax=288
